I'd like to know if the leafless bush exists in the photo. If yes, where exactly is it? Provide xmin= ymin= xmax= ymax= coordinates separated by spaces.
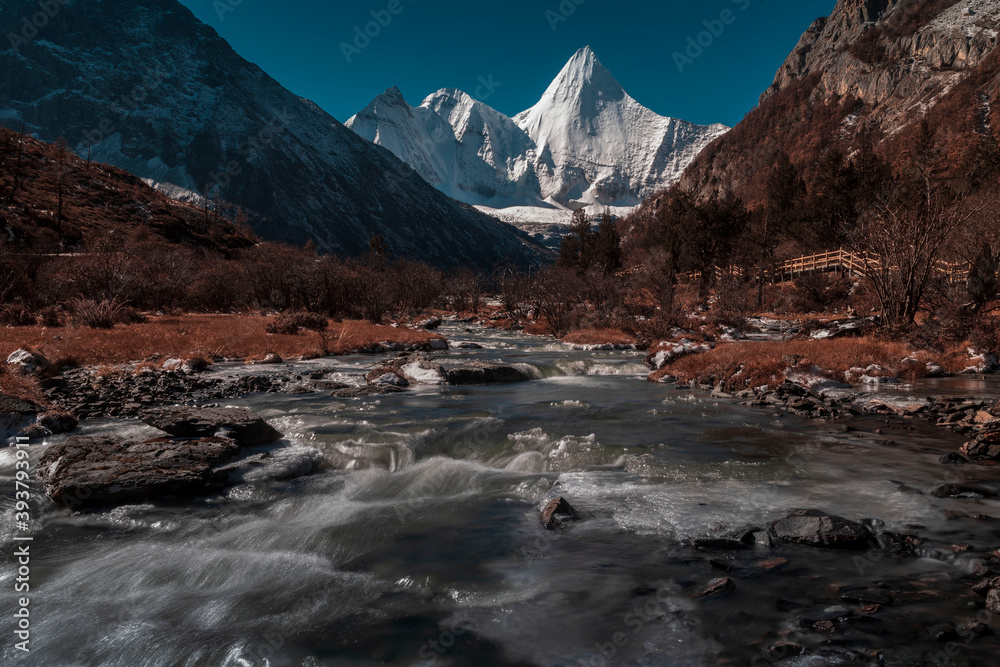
xmin=186 ymin=261 xmax=250 ymax=312
xmin=496 ymin=268 xmax=537 ymax=324
xmin=791 ymin=272 xmax=853 ymax=313
xmin=851 ymin=182 xmax=976 ymax=327
xmin=447 ymin=267 xmax=484 ymax=314
xmin=347 ymin=263 xmax=397 ymax=324
xmin=36 ymin=305 xmax=63 ymax=327
xmin=396 ymin=260 xmax=444 ymax=313
xmin=70 ymin=298 xmax=131 ymax=329
xmin=265 ymin=311 xmax=329 ymax=335
xmin=535 ymin=267 xmax=584 ymax=337
xmin=711 ymin=276 xmax=755 ymax=329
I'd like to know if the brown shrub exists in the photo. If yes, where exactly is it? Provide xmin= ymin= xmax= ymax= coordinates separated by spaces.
xmin=265 ymin=311 xmax=329 ymax=335
xmin=36 ymin=305 xmax=63 ymax=328
xmin=0 ymin=364 xmax=47 ymax=405
xmin=0 ymin=304 xmax=35 ymax=327
xmin=791 ymin=273 xmax=853 ymax=313
xmin=69 ymin=298 xmax=145 ymax=328
xmin=562 ymin=329 xmax=637 ymax=346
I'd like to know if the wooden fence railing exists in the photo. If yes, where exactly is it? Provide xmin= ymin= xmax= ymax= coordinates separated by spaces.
xmin=673 ymin=249 xmax=970 ymax=286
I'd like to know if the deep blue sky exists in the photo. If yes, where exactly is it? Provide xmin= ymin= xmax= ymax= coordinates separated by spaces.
xmin=177 ymin=0 xmax=836 ymax=127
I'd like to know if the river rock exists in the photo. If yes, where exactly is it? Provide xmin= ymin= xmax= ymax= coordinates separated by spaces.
xmin=17 ymin=409 xmax=79 ymax=439
xmin=971 ymin=578 xmax=1000 ymax=597
xmin=987 ymin=589 xmax=1000 ymax=615
xmin=6 ymin=349 xmax=48 ymax=374
xmin=691 ymin=577 xmax=735 ymax=599
xmin=331 ymin=385 xmax=407 ymax=398
xmin=38 ymin=435 xmax=241 ymax=509
xmin=415 ymin=317 xmax=442 ymax=330
xmin=771 ymin=509 xmax=869 ymax=549
xmin=932 ymin=484 xmax=997 ymax=499
xmin=961 ymin=429 xmax=1000 ymax=461
xmin=540 ymin=496 xmax=577 ymax=529
xmin=253 ymin=353 xmax=283 ymax=365
xmin=1 ymin=394 xmax=78 ymax=440
xmin=646 ymin=339 xmax=713 ymax=371
xmin=141 ymin=407 xmax=283 ymax=447
xmin=838 ymin=587 xmax=894 ymax=606
xmin=441 ymin=362 xmax=534 ymax=385
xmin=366 ymin=369 xmax=409 ymax=388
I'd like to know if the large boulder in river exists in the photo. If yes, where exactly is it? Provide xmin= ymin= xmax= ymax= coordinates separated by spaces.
xmin=38 ymin=435 xmax=240 ymax=509
xmin=141 ymin=407 xmax=282 ymax=447
xmin=772 ymin=509 xmax=870 ymax=549
xmin=441 ymin=362 xmax=534 ymax=385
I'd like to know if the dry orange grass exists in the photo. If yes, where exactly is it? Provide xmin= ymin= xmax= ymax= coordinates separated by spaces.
xmin=660 ymin=337 xmax=974 ymax=390
xmin=0 ymin=365 xmax=47 ymax=405
xmin=562 ymin=329 xmax=637 ymax=346
xmin=0 ymin=315 xmax=442 ymax=368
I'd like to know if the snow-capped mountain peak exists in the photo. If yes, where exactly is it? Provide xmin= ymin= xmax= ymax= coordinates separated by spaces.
xmin=347 ymin=47 xmax=729 ymax=231
xmin=530 ymin=46 xmax=627 ymax=112
xmin=513 ymin=48 xmax=728 ymax=208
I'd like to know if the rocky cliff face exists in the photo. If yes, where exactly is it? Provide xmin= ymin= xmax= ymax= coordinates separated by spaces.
xmin=676 ymin=0 xmax=999 ymax=204
xmin=765 ymin=0 xmax=998 ymax=130
xmin=0 ymin=0 xmax=544 ymax=269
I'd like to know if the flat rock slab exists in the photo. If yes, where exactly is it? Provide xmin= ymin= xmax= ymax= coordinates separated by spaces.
xmin=932 ymin=484 xmax=997 ymax=499
xmin=331 ymin=386 xmax=407 ymax=398
xmin=692 ymin=577 xmax=735 ymax=599
xmin=39 ymin=435 xmax=240 ymax=509
xmin=772 ymin=509 xmax=870 ymax=550
xmin=441 ymin=363 xmax=533 ymax=385
xmin=141 ymin=407 xmax=282 ymax=447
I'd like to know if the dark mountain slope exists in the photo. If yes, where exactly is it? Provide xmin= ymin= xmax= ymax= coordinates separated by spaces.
xmin=0 ymin=0 xmax=544 ymax=268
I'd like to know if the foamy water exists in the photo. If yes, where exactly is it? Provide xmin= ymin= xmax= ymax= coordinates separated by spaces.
xmin=2 ymin=324 xmax=999 ymax=665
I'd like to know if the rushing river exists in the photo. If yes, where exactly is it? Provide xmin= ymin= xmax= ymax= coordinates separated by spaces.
xmin=3 ymin=325 xmax=1000 ymax=666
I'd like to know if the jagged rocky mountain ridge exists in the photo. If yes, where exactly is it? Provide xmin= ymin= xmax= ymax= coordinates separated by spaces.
xmin=0 ymin=0 xmax=544 ymax=268
xmin=675 ymin=0 xmax=1000 ymax=204
xmin=346 ymin=47 xmax=728 ymax=230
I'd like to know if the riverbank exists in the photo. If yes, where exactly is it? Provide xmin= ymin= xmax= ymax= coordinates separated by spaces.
xmin=651 ymin=337 xmax=991 ymax=387
xmin=0 ymin=314 xmax=448 ymax=431
xmin=7 ymin=324 xmax=1000 ymax=665
xmin=0 ymin=314 xmax=446 ymax=367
